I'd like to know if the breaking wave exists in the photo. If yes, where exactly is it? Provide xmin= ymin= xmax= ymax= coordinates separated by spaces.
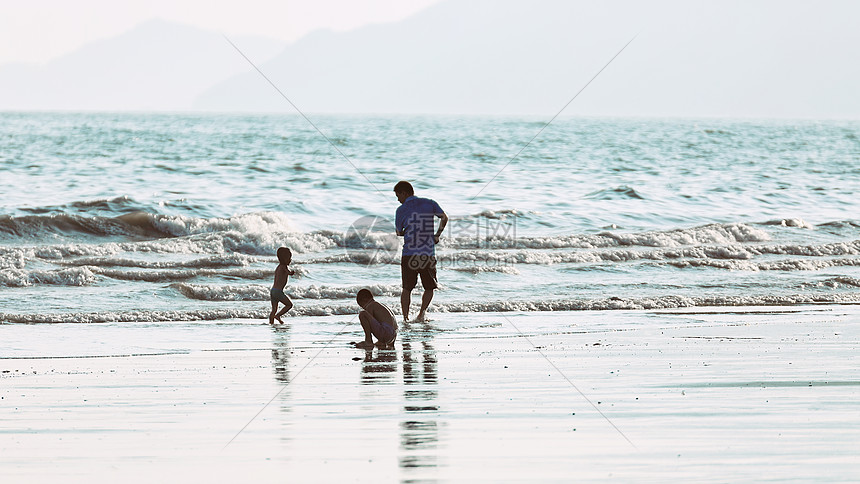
xmin=4 ymin=292 xmax=859 ymax=324
xmin=171 ymin=283 xmax=401 ymax=301
xmin=0 ymin=267 xmax=98 ymax=287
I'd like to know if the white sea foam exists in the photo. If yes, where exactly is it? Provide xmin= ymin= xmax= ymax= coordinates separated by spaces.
xmin=56 ymin=254 xmax=257 ymax=269
xmin=0 ymin=248 xmax=28 ymax=270
xmin=811 ymin=277 xmax=860 ymax=289
xmin=439 ymin=240 xmax=860 ymax=267
xmin=764 ymin=218 xmax=814 ymax=229
xmin=88 ymin=266 xmax=302 ymax=283
xmin=4 ymin=292 xmax=860 ymax=324
xmin=433 ymin=293 xmax=860 ymax=312
xmin=450 ymin=265 xmax=520 ymax=275
xmin=148 ymin=211 xmax=294 ymax=237
xmin=0 ymin=267 xmax=97 ymax=287
xmin=439 ymin=223 xmax=771 ymax=250
xmin=667 ymin=258 xmax=860 ymax=271
xmin=171 ymin=283 xmax=401 ymax=301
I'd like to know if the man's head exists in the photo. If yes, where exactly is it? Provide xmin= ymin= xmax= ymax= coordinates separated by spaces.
xmin=393 ymin=180 xmax=414 ymax=204
xmin=356 ymin=288 xmax=374 ymax=307
xmin=277 ymin=247 xmax=292 ymax=265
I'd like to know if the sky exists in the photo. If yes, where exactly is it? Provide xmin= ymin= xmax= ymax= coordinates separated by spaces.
xmin=1 ymin=0 xmax=858 ymax=118
xmin=0 ymin=0 xmax=442 ymax=65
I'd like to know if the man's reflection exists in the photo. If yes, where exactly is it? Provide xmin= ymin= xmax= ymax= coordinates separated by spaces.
xmin=399 ymin=321 xmax=439 ymax=471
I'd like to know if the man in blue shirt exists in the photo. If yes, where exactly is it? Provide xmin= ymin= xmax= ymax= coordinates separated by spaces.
xmin=394 ymin=181 xmax=448 ymax=322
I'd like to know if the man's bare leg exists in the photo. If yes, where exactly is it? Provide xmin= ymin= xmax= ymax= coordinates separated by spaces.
xmin=415 ymin=288 xmax=434 ymax=322
xmin=401 ymin=290 xmax=411 ymax=323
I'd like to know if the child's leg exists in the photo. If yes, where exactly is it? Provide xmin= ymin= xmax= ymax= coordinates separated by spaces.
xmin=269 ymin=298 xmax=278 ymax=324
xmin=354 ymin=311 xmax=376 ymax=349
xmin=275 ymin=296 xmax=293 ymax=318
xmin=358 ymin=311 xmax=374 ymax=343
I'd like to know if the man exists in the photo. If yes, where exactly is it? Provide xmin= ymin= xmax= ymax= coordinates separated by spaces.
xmin=394 ymin=180 xmax=448 ymax=322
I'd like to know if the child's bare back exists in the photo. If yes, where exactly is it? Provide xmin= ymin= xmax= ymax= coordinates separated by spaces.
xmin=354 ymin=289 xmax=397 ymax=349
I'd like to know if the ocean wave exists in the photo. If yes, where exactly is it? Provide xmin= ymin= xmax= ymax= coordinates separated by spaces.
xmin=0 ymin=248 xmax=27 ymax=270
xmin=584 ymin=186 xmax=645 ymax=200
xmin=666 ymin=258 xmax=860 ymax=271
xmin=442 ymin=240 xmax=860 ymax=265
xmin=0 ymin=308 xmax=268 ymax=324
xmin=806 ymin=277 xmax=860 ymax=289
xmin=4 ymin=292 xmax=859 ymax=323
xmin=1 ymin=214 xmax=776 ymax=255
xmin=433 ymin=294 xmax=860 ymax=311
xmin=440 ymin=223 xmax=771 ymax=250
xmin=763 ymin=218 xmax=814 ymax=229
xmin=146 ymin=211 xmax=294 ymax=237
xmin=1 ymin=263 xmax=304 ymax=286
xmin=455 ymin=209 xmax=530 ymax=221
xmin=19 ymin=196 xmax=151 ymax=216
xmin=299 ymin=239 xmax=860 ymax=269
xmin=0 ymin=210 xmax=315 ymax=251
xmin=0 ymin=213 xmax=161 ymax=239
xmin=19 ymin=230 xmax=335 ymax=260
xmin=56 ymin=254 xmax=257 ymax=269
xmin=88 ymin=266 xmax=305 ymax=283
xmin=305 ymin=223 xmax=774 ymax=257
xmin=171 ymin=283 xmax=401 ymax=301
xmin=450 ymin=265 xmax=520 ymax=275
xmin=816 ymin=220 xmax=860 ymax=237
xmin=0 ymin=267 xmax=97 ymax=287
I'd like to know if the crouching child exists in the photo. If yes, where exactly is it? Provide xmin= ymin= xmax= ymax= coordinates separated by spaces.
xmin=354 ymin=288 xmax=397 ymax=349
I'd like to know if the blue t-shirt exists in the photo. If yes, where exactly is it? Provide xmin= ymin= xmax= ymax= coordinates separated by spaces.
xmin=395 ymin=196 xmax=444 ymax=256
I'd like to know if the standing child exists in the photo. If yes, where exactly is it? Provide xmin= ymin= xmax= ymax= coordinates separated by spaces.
xmin=354 ymin=288 xmax=398 ymax=349
xmin=269 ymin=247 xmax=295 ymax=324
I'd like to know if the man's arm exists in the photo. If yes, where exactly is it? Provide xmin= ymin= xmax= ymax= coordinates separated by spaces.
xmin=434 ymin=212 xmax=448 ymax=244
xmin=395 ymin=207 xmax=405 ymax=236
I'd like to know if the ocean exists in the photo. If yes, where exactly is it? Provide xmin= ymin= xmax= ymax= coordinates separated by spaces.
xmin=2 ymin=112 xmax=859 ymax=323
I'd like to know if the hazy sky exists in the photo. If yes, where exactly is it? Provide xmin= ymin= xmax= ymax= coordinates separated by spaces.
xmin=2 ymin=0 xmax=858 ymax=117
xmin=0 ymin=0 xmax=442 ymax=65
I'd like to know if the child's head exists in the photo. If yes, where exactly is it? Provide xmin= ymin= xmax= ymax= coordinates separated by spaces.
xmin=356 ymin=288 xmax=374 ymax=307
xmin=276 ymin=247 xmax=292 ymax=265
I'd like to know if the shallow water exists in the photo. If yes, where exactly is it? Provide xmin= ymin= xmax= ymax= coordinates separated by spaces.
xmin=2 ymin=309 xmax=858 ymax=482
xmin=1 ymin=113 xmax=859 ymax=322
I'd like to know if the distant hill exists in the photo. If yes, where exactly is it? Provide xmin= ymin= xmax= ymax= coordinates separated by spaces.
xmin=0 ymin=19 xmax=285 ymax=111
xmin=194 ymin=0 xmax=860 ymax=118
xmin=195 ymin=0 xmax=642 ymax=115
xmin=1 ymin=0 xmax=859 ymax=118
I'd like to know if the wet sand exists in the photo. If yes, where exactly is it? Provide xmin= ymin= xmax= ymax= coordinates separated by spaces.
xmin=2 ymin=306 xmax=859 ymax=482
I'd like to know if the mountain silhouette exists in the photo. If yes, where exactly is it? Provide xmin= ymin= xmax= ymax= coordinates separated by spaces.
xmin=1 ymin=0 xmax=858 ymax=117
xmin=0 ymin=19 xmax=284 ymax=111
xmin=194 ymin=0 xmax=860 ymax=118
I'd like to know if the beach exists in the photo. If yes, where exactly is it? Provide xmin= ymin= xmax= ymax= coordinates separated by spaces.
xmin=2 ymin=113 xmax=859 ymax=481
xmin=3 ymin=306 xmax=858 ymax=482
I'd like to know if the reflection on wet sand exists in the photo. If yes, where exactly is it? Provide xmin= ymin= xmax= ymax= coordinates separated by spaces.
xmin=360 ymin=347 xmax=398 ymax=385
xmin=271 ymin=326 xmax=293 ymax=444
xmin=399 ymin=321 xmax=440 ymax=473
xmin=271 ymin=326 xmax=291 ymax=385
